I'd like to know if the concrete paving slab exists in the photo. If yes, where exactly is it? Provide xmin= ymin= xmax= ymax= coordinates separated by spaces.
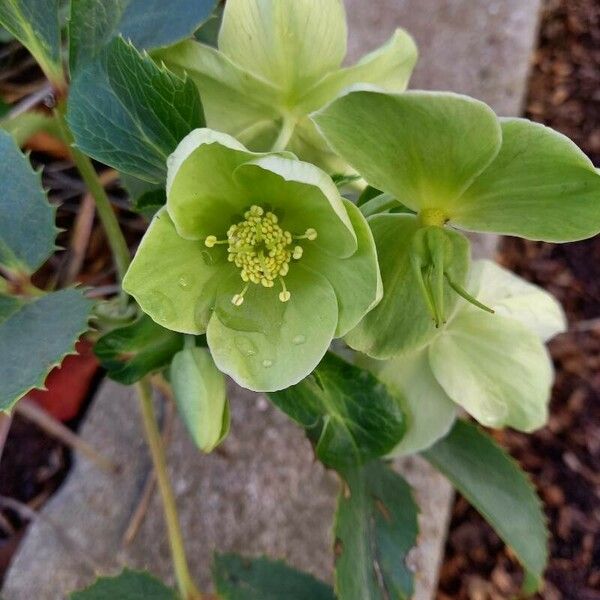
xmin=3 ymin=1 xmax=542 ymax=598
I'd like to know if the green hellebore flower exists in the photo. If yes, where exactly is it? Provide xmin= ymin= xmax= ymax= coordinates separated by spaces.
xmin=315 ymin=89 xmax=600 ymax=358
xmin=366 ymin=260 xmax=567 ymax=456
xmin=157 ymin=0 xmax=417 ymax=170
xmin=123 ymin=129 xmax=381 ymax=392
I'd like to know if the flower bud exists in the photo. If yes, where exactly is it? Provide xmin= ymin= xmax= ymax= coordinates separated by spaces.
xmin=170 ymin=346 xmax=230 ymax=453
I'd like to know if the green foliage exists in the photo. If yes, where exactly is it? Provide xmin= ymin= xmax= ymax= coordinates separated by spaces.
xmin=95 ymin=314 xmax=184 ymax=384
xmin=70 ymin=569 xmax=177 ymax=599
xmin=268 ymin=352 xmax=405 ymax=469
xmin=424 ymin=420 xmax=548 ymax=593
xmin=213 ymin=554 xmax=335 ymax=600
xmin=0 ymin=289 xmax=93 ymax=412
xmin=0 ymin=130 xmax=57 ymax=275
xmin=67 ymin=37 xmax=205 ymax=183
xmin=69 ymin=0 xmax=217 ymax=73
xmin=335 ymin=461 xmax=419 ymax=600
xmin=0 ymin=0 xmax=62 ymax=82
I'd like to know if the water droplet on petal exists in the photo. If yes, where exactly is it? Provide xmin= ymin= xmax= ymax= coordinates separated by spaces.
xmin=235 ymin=336 xmax=257 ymax=357
xmin=201 ymin=251 xmax=214 ymax=266
xmin=262 ymin=359 xmax=273 ymax=368
xmin=292 ymin=335 xmax=306 ymax=345
xmin=178 ymin=276 xmax=191 ymax=290
xmin=146 ymin=291 xmax=175 ymax=323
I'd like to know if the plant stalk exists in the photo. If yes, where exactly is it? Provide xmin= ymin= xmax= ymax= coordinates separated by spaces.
xmin=54 ymin=107 xmax=131 ymax=283
xmin=136 ymin=379 xmax=202 ymax=600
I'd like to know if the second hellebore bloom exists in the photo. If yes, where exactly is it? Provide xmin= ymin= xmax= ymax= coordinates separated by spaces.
xmin=123 ymin=129 xmax=381 ymax=392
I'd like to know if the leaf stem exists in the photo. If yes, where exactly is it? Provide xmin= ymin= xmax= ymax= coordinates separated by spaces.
xmin=136 ymin=379 xmax=202 ymax=600
xmin=54 ymin=106 xmax=131 ymax=283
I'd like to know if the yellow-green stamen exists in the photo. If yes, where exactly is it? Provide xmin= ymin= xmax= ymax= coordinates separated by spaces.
xmin=204 ymin=205 xmax=317 ymax=306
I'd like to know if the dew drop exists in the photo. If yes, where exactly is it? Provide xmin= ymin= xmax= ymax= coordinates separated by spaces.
xmin=262 ymin=359 xmax=273 ymax=368
xmin=178 ymin=276 xmax=191 ymax=290
xmin=292 ymin=334 xmax=306 ymax=345
xmin=200 ymin=251 xmax=214 ymax=266
xmin=146 ymin=291 xmax=175 ymax=323
xmin=235 ymin=336 xmax=257 ymax=357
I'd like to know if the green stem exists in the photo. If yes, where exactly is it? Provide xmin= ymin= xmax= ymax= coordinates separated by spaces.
xmin=54 ymin=107 xmax=131 ymax=282
xmin=272 ymin=116 xmax=296 ymax=152
xmin=136 ymin=379 xmax=202 ymax=600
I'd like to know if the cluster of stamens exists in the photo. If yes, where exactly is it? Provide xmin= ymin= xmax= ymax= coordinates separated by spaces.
xmin=205 ymin=205 xmax=317 ymax=306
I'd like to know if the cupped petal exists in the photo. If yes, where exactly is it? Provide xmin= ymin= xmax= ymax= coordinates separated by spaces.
xmin=218 ymin=0 xmax=347 ymax=98
xmin=429 ymin=310 xmax=553 ymax=432
xmin=364 ymin=350 xmax=456 ymax=457
xmin=207 ymin=267 xmax=339 ymax=392
xmin=233 ymin=155 xmax=357 ymax=257
xmin=452 ymin=118 xmax=600 ymax=242
xmin=157 ymin=40 xmax=282 ymax=145
xmin=123 ymin=208 xmax=222 ymax=334
xmin=466 ymin=259 xmax=567 ymax=342
xmin=300 ymin=29 xmax=418 ymax=114
xmin=166 ymin=129 xmax=257 ymax=240
xmin=314 ymin=90 xmax=502 ymax=213
xmin=345 ymin=214 xmax=470 ymax=359
xmin=302 ymin=200 xmax=382 ymax=337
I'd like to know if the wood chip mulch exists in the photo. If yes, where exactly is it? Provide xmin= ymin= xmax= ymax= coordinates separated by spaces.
xmin=437 ymin=1 xmax=600 ymax=598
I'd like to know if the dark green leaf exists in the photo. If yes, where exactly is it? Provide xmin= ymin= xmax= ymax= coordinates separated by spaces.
xmin=194 ymin=1 xmax=224 ymax=47
xmin=0 ymin=130 xmax=57 ymax=274
xmin=70 ymin=569 xmax=176 ymax=599
xmin=213 ymin=554 xmax=335 ymax=600
xmin=95 ymin=314 xmax=184 ymax=385
xmin=0 ymin=0 xmax=62 ymax=81
xmin=69 ymin=0 xmax=217 ymax=73
xmin=423 ymin=420 xmax=548 ymax=594
xmin=268 ymin=352 xmax=405 ymax=470
xmin=67 ymin=37 xmax=205 ymax=183
xmin=335 ymin=461 xmax=419 ymax=600
xmin=357 ymin=185 xmax=382 ymax=207
xmin=0 ymin=288 xmax=93 ymax=412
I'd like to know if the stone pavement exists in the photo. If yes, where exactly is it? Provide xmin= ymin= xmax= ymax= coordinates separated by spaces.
xmin=3 ymin=1 xmax=542 ymax=598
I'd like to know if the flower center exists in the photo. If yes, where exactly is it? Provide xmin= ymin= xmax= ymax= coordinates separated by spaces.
xmin=204 ymin=205 xmax=317 ymax=306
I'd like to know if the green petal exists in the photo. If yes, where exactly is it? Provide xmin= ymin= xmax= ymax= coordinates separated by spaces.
xmin=303 ymin=200 xmax=381 ymax=337
xmin=452 ymin=118 xmax=600 ymax=241
xmin=365 ymin=350 xmax=456 ymax=456
xmin=300 ymin=29 xmax=418 ymax=113
xmin=233 ymin=155 xmax=357 ymax=257
xmin=429 ymin=311 xmax=553 ymax=431
xmin=345 ymin=214 xmax=470 ymax=359
xmin=467 ymin=259 xmax=566 ymax=342
xmin=123 ymin=208 xmax=222 ymax=334
xmin=166 ymin=128 xmax=256 ymax=239
xmin=207 ymin=267 xmax=338 ymax=392
xmin=157 ymin=40 xmax=281 ymax=145
xmin=218 ymin=0 xmax=347 ymax=97
xmin=315 ymin=90 xmax=502 ymax=213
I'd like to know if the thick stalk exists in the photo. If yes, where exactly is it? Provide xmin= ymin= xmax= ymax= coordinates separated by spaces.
xmin=272 ymin=116 xmax=296 ymax=152
xmin=136 ymin=379 xmax=202 ymax=600
xmin=54 ymin=107 xmax=130 ymax=282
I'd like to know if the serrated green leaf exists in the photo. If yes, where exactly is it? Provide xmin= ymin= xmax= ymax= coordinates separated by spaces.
xmin=213 ymin=553 xmax=335 ymax=600
xmin=95 ymin=313 xmax=184 ymax=385
xmin=0 ymin=0 xmax=62 ymax=83
xmin=0 ymin=295 xmax=23 ymax=324
xmin=0 ymin=288 xmax=93 ymax=412
xmin=69 ymin=0 xmax=217 ymax=73
xmin=335 ymin=461 xmax=419 ymax=600
xmin=268 ymin=352 xmax=405 ymax=470
xmin=0 ymin=130 xmax=57 ymax=274
xmin=423 ymin=420 xmax=548 ymax=594
xmin=70 ymin=569 xmax=177 ymax=599
xmin=68 ymin=37 xmax=205 ymax=183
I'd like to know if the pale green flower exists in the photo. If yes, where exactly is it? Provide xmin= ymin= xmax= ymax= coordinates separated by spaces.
xmin=123 ymin=129 xmax=381 ymax=392
xmin=367 ymin=260 xmax=567 ymax=456
xmin=315 ymin=89 xmax=600 ymax=357
xmin=158 ymin=0 xmax=417 ymax=169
